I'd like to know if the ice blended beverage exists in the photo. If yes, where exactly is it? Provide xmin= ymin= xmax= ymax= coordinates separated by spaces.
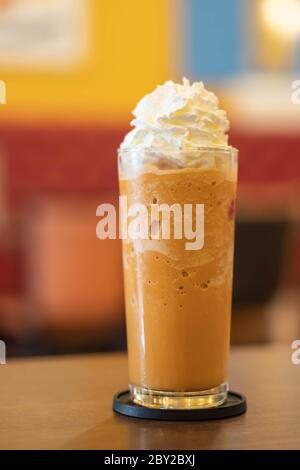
xmin=119 ymin=79 xmax=238 ymax=409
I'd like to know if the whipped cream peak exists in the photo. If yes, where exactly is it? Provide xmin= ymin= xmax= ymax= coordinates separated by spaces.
xmin=121 ymin=78 xmax=230 ymax=151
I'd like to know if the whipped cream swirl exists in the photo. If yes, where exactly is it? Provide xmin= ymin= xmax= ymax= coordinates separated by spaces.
xmin=121 ymin=78 xmax=229 ymax=151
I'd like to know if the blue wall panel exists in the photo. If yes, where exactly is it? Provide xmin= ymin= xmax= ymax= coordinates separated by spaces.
xmin=184 ymin=0 xmax=244 ymax=81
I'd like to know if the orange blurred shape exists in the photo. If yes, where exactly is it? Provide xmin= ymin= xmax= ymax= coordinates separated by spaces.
xmin=25 ymin=194 xmax=124 ymax=337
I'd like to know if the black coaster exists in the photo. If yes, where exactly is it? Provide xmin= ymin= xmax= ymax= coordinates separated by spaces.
xmin=113 ymin=390 xmax=247 ymax=421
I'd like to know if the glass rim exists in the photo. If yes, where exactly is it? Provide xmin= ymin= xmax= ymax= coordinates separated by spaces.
xmin=118 ymin=145 xmax=238 ymax=155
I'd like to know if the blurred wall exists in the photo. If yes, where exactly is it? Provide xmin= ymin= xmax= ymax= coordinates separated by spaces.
xmin=0 ymin=0 xmax=299 ymax=353
xmin=0 ymin=0 xmax=171 ymax=125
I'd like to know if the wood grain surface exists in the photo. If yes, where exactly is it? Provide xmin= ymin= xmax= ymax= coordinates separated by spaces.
xmin=0 ymin=345 xmax=299 ymax=450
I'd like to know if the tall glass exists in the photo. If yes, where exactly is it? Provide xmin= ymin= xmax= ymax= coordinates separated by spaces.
xmin=118 ymin=147 xmax=238 ymax=409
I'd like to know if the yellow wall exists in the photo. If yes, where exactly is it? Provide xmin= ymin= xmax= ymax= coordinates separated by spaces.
xmin=0 ymin=0 xmax=171 ymax=125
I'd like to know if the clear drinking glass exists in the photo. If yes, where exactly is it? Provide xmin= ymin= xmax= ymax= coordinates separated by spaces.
xmin=118 ymin=146 xmax=238 ymax=409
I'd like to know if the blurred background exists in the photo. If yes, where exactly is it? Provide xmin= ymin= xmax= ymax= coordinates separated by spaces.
xmin=0 ymin=0 xmax=299 ymax=357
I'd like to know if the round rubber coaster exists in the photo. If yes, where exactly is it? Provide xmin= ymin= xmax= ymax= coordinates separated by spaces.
xmin=113 ymin=390 xmax=247 ymax=421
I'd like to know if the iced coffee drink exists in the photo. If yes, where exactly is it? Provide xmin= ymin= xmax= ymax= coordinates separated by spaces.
xmin=119 ymin=79 xmax=238 ymax=409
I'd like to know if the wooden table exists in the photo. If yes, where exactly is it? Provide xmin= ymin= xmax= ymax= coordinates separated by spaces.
xmin=0 ymin=345 xmax=299 ymax=450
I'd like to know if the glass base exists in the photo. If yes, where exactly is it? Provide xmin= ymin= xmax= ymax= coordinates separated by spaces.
xmin=130 ymin=383 xmax=228 ymax=410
